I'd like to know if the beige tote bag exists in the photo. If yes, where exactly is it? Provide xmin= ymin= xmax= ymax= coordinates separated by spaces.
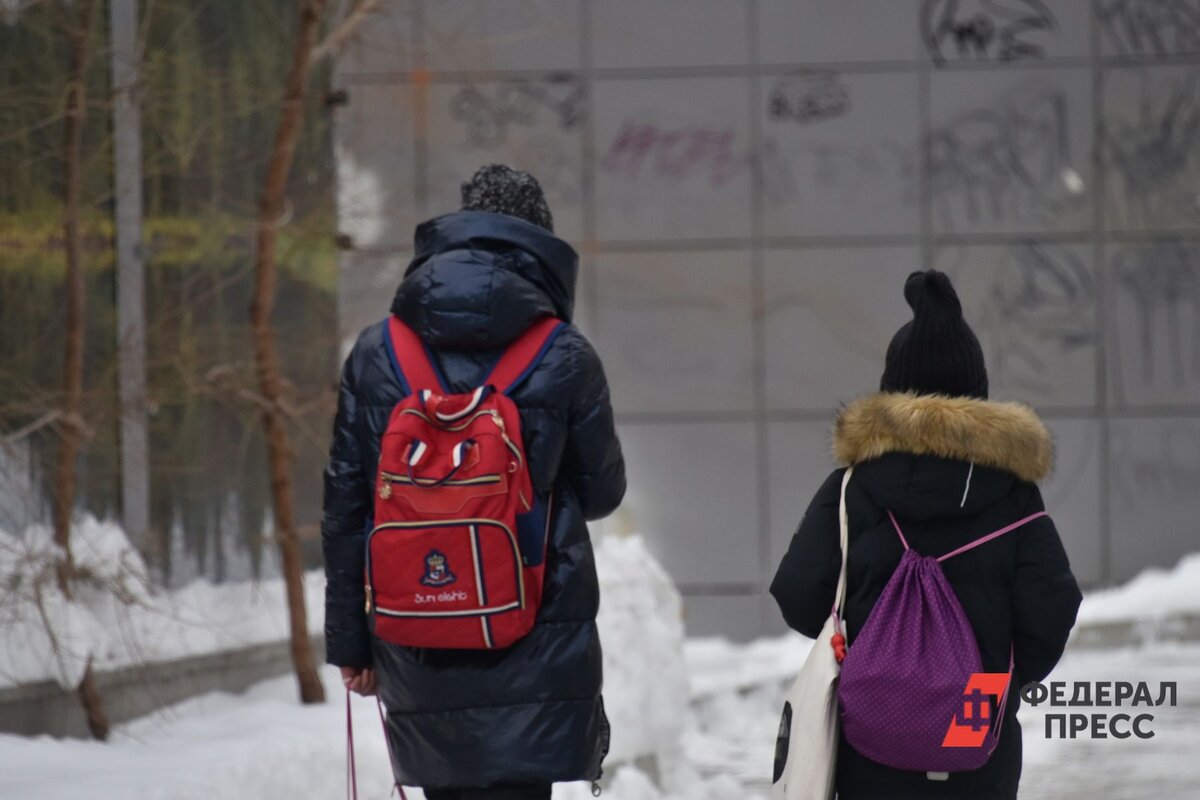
xmin=770 ymin=468 xmax=853 ymax=800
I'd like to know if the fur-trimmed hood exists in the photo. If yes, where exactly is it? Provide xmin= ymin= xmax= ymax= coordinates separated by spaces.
xmin=834 ymin=392 xmax=1053 ymax=483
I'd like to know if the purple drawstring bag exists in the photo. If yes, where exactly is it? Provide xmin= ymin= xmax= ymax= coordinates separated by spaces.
xmin=837 ymin=509 xmax=1045 ymax=773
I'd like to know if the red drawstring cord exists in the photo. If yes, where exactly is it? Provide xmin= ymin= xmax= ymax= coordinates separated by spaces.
xmin=377 ymin=694 xmax=408 ymax=800
xmin=347 ymin=687 xmax=408 ymax=800
xmin=346 ymin=689 xmax=358 ymax=800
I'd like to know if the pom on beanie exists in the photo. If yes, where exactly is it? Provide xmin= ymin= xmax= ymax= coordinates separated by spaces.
xmin=880 ymin=270 xmax=989 ymax=399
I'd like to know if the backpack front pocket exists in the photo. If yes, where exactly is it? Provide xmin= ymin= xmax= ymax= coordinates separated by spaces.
xmin=366 ymin=518 xmax=524 ymax=649
xmin=377 ymin=469 xmax=507 ymax=516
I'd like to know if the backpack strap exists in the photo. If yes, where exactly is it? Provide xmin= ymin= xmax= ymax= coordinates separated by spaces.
xmin=991 ymin=645 xmax=1015 ymax=742
xmin=886 ymin=510 xmax=911 ymax=551
xmin=483 ymin=317 xmax=567 ymax=395
xmin=384 ymin=316 xmax=449 ymax=396
xmin=887 ymin=509 xmax=1049 ymax=561
xmin=936 ymin=512 xmax=1049 ymax=563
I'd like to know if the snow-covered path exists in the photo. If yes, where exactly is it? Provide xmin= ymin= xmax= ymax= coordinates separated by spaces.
xmin=3 ymin=642 xmax=1197 ymax=799
xmin=681 ymin=642 xmax=1200 ymax=800
xmin=4 ymin=523 xmax=1198 ymax=798
xmin=1020 ymin=644 xmax=1200 ymax=800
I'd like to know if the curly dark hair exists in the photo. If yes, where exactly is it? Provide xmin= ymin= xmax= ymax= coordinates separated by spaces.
xmin=460 ymin=164 xmax=554 ymax=232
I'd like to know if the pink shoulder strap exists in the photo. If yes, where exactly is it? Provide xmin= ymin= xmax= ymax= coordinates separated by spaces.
xmin=886 ymin=510 xmax=1049 ymax=562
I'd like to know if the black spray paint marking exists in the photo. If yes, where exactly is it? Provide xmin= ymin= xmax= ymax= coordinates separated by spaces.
xmin=761 ymin=137 xmax=918 ymax=210
xmin=922 ymin=0 xmax=1059 ymax=64
xmin=1112 ymin=243 xmax=1200 ymax=389
xmin=1101 ymin=68 xmax=1200 ymax=228
xmin=449 ymin=73 xmax=584 ymax=149
xmin=767 ymin=70 xmax=851 ymax=125
xmin=927 ymin=87 xmax=1085 ymax=228
xmin=1099 ymin=0 xmax=1200 ymax=58
xmin=961 ymin=243 xmax=1096 ymax=398
xmin=1110 ymin=421 xmax=1200 ymax=503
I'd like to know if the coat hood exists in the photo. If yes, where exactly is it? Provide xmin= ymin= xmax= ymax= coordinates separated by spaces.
xmin=391 ymin=210 xmax=578 ymax=349
xmin=833 ymin=392 xmax=1054 ymax=518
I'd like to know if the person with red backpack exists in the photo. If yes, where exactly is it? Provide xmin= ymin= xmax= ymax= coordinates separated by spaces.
xmin=771 ymin=270 xmax=1082 ymax=799
xmin=323 ymin=165 xmax=625 ymax=799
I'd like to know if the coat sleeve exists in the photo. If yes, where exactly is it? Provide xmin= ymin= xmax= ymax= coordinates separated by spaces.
xmin=561 ymin=329 xmax=626 ymax=521
xmin=770 ymin=469 xmax=846 ymax=638
xmin=1011 ymin=486 xmax=1082 ymax=684
xmin=321 ymin=344 xmax=373 ymax=668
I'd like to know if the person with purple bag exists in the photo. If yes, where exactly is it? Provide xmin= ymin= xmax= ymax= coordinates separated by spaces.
xmin=771 ymin=270 xmax=1082 ymax=799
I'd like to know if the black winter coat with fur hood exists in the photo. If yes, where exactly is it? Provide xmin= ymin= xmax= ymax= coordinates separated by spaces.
xmin=771 ymin=392 xmax=1082 ymax=800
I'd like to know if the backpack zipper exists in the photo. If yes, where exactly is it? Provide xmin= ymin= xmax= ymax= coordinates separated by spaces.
xmin=378 ymin=470 xmax=502 ymax=498
xmin=488 ymin=411 xmax=531 ymax=511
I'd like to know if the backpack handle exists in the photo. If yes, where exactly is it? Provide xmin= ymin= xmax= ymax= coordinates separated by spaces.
xmin=404 ymin=439 xmax=476 ymax=489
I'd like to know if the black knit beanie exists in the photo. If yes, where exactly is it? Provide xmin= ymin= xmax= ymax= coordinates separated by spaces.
xmin=460 ymin=164 xmax=554 ymax=232
xmin=880 ymin=270 xmax=989 ymax=399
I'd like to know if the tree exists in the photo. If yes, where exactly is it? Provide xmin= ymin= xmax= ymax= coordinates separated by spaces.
xmin=250 ymin=0 xmax=381 ymax=705
xmin=53 ymin=0 xmax=109 ymax=740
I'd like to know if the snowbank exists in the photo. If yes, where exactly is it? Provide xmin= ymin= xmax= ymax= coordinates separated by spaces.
xmin=0 ymin=522 xmax=693 ymax=780
xmin=0 ymin=662 xmax=763 ymax=800
xmin=0 ymin=531 xmax=719 ymax=799
xmin=685 ymin=635 xmax=811 ymax=698
xmin=1077 ymin=553 xmax=1200 ymax=624
xmin=595 ymin=533 xmax=689 ymax=768
xmin=0 ymin=522 xmax=691 ymax=771
xmin=0 ymin=516 xmax=324 ymax=690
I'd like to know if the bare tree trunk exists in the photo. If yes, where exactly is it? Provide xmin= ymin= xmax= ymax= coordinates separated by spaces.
xmin=55 ymin=0 xmax=109 ymax=741
xmin=249 ymin=0 xmax=329 ymax=706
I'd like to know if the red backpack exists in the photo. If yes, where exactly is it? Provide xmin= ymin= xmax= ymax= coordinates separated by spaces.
xmin=365 ymin=314 xmax=564 ymax=650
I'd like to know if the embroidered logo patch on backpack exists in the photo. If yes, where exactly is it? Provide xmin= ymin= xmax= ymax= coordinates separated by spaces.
xmin=419 ymin=550 xmax=456 ymax=587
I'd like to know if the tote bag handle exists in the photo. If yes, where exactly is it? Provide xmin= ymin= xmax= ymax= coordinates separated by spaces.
xmin=831 ymin=467 xmax=853 ymax=627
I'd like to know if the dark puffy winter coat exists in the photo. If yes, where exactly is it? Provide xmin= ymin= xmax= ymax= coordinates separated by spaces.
xmin=771 ymin=392 xmax=1082 ymax=800
xmin=322 ymin=211 xmax=626 ymax=789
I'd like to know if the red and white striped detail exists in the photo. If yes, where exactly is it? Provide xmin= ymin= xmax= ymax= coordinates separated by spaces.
xmin=434 ymin=387 xmax=488 ymax=423
xmin=452 ymin=439 xmax=474 ymax=468
xmin=406 ymin=440 xmax=428 ymax=467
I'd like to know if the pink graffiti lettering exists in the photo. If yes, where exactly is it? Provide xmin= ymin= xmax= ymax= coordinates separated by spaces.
xmin=600 ymin=120 xmax=749 ymax=187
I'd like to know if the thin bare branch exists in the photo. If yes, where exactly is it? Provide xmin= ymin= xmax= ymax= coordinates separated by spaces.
xmin=1 ymin=411 xmax=64 ymax=447
xmin=310 ymin=0 xmax=383 ymax=63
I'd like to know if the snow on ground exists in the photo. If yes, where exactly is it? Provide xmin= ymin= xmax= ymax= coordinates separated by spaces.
xmin=3 ymin=643 xmax=1197 ymax=800
xmin=1019 ymin=644 xmax=1200 ymax=800
xmin=3 ymin=525 xmax=1200 ymax=798
xmin=0 ymin=662 xmax=748 ymax=800
xmin=0 ymin=530 xmax=727 ymax=800
xmin=1077 ymin=552 xmax=1200 ymax=624
xmin=0 ymin=516 xmax=325 ymax=689
xmin=594 ymin=533 xmax=689 ymax=767
xmin=685 ymin=635 xmax=810 ymax=698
